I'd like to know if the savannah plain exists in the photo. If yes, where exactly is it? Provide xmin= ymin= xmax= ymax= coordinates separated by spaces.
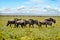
xmin=0 ymin=15 xmax=60 ymax=40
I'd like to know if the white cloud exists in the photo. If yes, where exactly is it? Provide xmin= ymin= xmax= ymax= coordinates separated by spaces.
xmin=44 ymin=6 xmax=60 ymax=12
xmin=17 ymin=5 xmax=25 ymax=10
xmin=0 ymin=4 xmax=60 ymax=16
xmin=0 ymin=5 xmax=25 ymax=13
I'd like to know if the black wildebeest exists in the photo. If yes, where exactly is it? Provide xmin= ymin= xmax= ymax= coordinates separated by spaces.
xmin=39 ymin=18 xmax=56 ymax=28
xmin=15 ymin=19 xmax=39 ymax=28
xmin=6 ymin=18 xmax=21 ymax=27
xmin=27 ymin=19 xmax=39 ymax=28
xmin=15 ymin=19 xmax=26 ymax=28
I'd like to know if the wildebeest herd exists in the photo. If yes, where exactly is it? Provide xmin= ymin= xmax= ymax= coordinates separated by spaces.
xmin=6 ymin=18 xmax=56 ymax=28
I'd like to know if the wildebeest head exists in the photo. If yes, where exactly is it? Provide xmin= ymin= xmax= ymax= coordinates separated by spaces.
xmin=49 ymin=18 xmax=56 ymax=23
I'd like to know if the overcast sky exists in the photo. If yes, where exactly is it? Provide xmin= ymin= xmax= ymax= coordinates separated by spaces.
xmin=0 ymin=0 xmax=60 ymax=16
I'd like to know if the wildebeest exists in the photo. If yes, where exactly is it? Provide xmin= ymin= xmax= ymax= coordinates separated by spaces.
xmin=44 ymin=18 xmax=56 ymax=23
xmin=6 ymin=18 xmax=21 ymax=27
xmin=27 ymin=19 xmax=39 ymax=28
xmin=15 ymin=19 xmax=39 ymax=28
xmin=39 ymin=18 xmax=56 ymax=28
xmin=15 ymin=19 xmax=26 ymax=28
xmin=6 ymin=18 xmax=56 ymax=28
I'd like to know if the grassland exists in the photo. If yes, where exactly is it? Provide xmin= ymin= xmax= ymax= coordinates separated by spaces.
xmin=0 ymin=15 xmax=60 ymax=40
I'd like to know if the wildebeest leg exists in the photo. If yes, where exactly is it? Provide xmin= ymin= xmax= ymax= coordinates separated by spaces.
xmin=21 ymin=25 xmax=23 ymax=28
xmin=40 ymin=24 xmax=42 ymax=27
xmin=14 ymin=23 xmax=17 ymax=28
xmin=10 ymin=24 xmax=11 ymax=27
xmin=29 ymin=24 xmax=31 ymax=28
xmin=24 ymin=22 xmax=27 ymax=28
xmin=32 ymin=24 xmax=34 ymax=28
xmin=39 ymin=22 xmax=42 ymax=28
xmin=50 ymin=23 xmax=52 ymax=26
xmin=16 ymin=24 xmax=19 ymax=28
xmin=6 ymin=23 xmax=9 ymax=26
xmin=24 ymin=24 xmax=27 ymax=28
xmin=46 ymin=24 xmax=47 ymax=28
xmin=50 ymin=23 xmax=53 ymax=28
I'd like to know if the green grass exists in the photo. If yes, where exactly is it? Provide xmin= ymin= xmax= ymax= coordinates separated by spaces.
xmin=0 ymin=16 xmax=60 ymax=40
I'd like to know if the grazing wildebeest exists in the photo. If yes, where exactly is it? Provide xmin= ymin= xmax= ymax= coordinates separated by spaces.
xmin=6 ymin=18 xmax=21 ymax=27
xmin=26 ymin=19 xmax=39 ymax=28
xmin=6 ymin=20 xmax=15 ymax=27
xmin=39 ymin=18 xmax=56 ymax=28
